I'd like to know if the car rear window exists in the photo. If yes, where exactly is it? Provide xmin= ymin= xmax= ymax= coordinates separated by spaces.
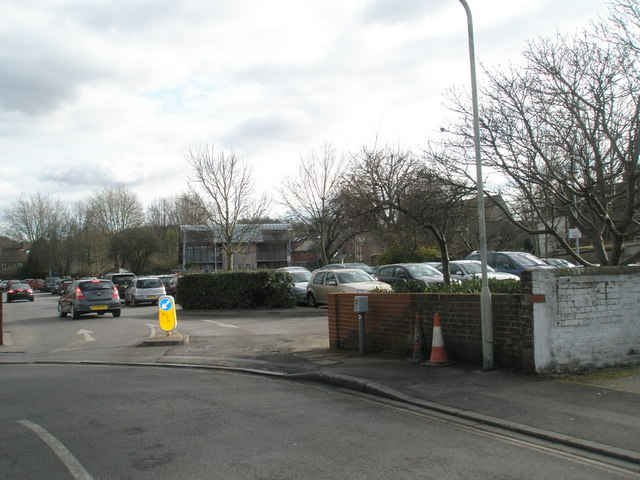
xmin=79 ymin=280 xmax=113 ymax=291
xmin=138 ymin=279 xmax=162 ymax=288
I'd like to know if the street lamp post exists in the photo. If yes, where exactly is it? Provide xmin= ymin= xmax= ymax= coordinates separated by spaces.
xmin=458 ymin=0 xmax=493 ymax=370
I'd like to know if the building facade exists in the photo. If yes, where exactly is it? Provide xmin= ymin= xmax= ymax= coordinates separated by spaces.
xmin=179 ymin=224 xmax=292 ymax=271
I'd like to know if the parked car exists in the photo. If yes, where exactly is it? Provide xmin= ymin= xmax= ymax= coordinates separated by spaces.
xmin=54 ymin=279 xmax=75 ymax=295
xmin=306 ymin=268 xmax=392 ymax=308
xmin=316 ymin=262 xmax=378 ymax=278
xmin=436 ymin=260 xmax=520 ymax=281
xmin=466 ymin=251 xmax=554 ymax=277
xmin=6 ymin=283 xmax=34 ymax=303
xmin=57 ymin=278 xmax=121 ymax=319
xmin=156 ymin=274 xmax=179 ymax=297
xmin=1 ymin=280 xmax=8 ymax=291
xmin=124 ymin=277 xmax=166 ymax=307
xmin=104 ymin=272 xmax=137 ymax=299
xmin=28 ymin=279 xmax=44 ymax=291
xmin=42 ymin=276 xmax=61 ymax=292
xmin=544 ymin=258 xmax=577 ymax=268
xmin=277 ymin=267 xmax=312 ymax=305
xmin=375 ymin=263 xmax=445 ymax=286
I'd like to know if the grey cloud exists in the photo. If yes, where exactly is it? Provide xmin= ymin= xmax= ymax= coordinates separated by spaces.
xmin=0 ymin=37 xmax=110 ymax=115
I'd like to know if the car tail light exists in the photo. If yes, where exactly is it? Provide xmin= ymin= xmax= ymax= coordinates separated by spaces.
xmin=7 ymin=289 xmax=13 ymax=294
xmin=75 ymin=287 xmax=85 ymax=299
xmin=27 ymin=289 xmax=33 ymax=294
xmin=112 ymin=286 xmax=120 ymax=300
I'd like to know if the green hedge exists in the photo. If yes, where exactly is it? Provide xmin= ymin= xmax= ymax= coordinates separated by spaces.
xmin=176 ymin=271 xmax=296 ymax=310
xmin=390 ymin=277 xmax=521 ymax=294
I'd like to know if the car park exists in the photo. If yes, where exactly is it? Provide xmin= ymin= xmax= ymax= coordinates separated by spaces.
xmin=306 ymin=268 xmax=392 ymax=307
xmin=54 ymin=279 xmax=75 ymax=295
xmin=124 ymin=276 xmax=166 ymax=307
xmin=6 ymin=283 xmax=34 ymax=303
xmin=544 ymin=258 xmax=577 ymax=268
xmin=42 ymin=276 xmax=61 ymax=292
xmin=156 ymin=274 xmax=178 ymax=297
xmin=57 ymin=278 xmax=121 ymax=319
xmin=28 ymin=279 xmax=44 ymax=291
xmin=375 ymin=263 xmax=445 ymax=286
xmin=436 ymin=260 xmax=520 ymax=281
xmin=277 ymin=266 xmax=312 ymax=305
xmin=316 ymin=262 xmax=378 ymax=278
xmin=466 ymin=251 xmax=554 ymax=277
xmin=104 ymin=272 xmax=137 ymax=300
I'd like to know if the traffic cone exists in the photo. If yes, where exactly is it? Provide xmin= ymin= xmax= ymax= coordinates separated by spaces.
xmin=406 ymin=314 xmax=426 ymax=363
xmin=424 ymin=312 xmax=454 ymax=367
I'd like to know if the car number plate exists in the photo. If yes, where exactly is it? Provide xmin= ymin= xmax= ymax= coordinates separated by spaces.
xmin=147 ymin=295 xmax=158 ymax=299
xmin=91 ymin=305 xmax=107 ymax=310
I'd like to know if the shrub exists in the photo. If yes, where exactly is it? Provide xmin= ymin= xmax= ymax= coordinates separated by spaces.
xmin=387 ymin=277 xmax=521 ymax=294
xmin=176 ymin=270 xmax=295 ymax=310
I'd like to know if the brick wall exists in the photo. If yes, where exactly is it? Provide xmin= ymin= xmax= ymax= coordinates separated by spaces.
xmin=327 ymin=267 xmax=640 ymax=373
xmin=328 ymin=292 xmax=534 ymax=371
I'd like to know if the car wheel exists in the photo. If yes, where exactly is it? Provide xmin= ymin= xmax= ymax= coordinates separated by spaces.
xmin=6 ymin=298 xmax=11 ymax=303
xmin=57 ymin=303 xmax=67 ymax=318
xmin=124 ymin=297 xmax=129 ymax=306
xmin=70 ymin=304 xmax=80 ymax=320
xmin=307 ymin=292 xmax=318 ymax=308
xmin=112 ymin=310 xmax=121 ymax=318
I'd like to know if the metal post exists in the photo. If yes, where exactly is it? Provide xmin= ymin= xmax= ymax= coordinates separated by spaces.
xmin=459 ymin=0 xmax=493 ymax=370
xmin=358 ymin=313 xmax=366 ymax=355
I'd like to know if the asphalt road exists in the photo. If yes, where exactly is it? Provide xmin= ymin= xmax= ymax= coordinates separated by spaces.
xmin=1 ymin=293 xmax=638 ymax=479
xmin=2 ymin=363 xmax=632 ymax=480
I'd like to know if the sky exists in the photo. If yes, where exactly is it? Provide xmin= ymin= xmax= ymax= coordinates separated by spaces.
xmin=0 ymin=0 xmax=613 ymax=218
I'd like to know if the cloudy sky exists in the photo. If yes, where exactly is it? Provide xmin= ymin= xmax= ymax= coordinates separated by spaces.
xmin=0 ymin=0 xmax=612 ymax=217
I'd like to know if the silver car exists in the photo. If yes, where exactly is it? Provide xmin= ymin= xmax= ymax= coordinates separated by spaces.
xmin=124 ymin=277 xmax=166 ymax=307
xmin=306 ymin=268 xmax=392 ymax=308
xmin=277 ymin=267 xmax=312 ymax=305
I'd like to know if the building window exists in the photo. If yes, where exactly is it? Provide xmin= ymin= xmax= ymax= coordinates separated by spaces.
xmin=1 ymin=263 xmax=7 ymax=270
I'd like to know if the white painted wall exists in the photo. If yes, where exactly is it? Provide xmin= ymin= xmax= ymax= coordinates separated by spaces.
xmin=531 ymin=267 xmax=640 ymax=373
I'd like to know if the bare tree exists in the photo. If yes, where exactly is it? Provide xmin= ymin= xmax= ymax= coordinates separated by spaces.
xmin=440 ymin=12 xmax=640 ymax=266
xmin=185 ymin=144 xmax=270 ymax=270
xmin=344 ymin=144 xmax=474 ymax=283
xmin=2 ymin=192 xmax=68 ymax=244
xmin=279 ymin=143 xmax=358 ymax=266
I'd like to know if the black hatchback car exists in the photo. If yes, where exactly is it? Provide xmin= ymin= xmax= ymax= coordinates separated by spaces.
xmin=57 ymin=278 xmax=121 ymax=319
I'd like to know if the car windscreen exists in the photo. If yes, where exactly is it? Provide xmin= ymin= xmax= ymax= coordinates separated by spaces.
xmin=111 ymin=275 xmax=135 ymax=285
xmin=406 ymin=264 xmax=441 ymax=276
xmin=79 ymin=280 xmax=113 ymax=291
xmin=512 ymin=253 xmax=547 ymax=267
xmin=336 ymin=271 xmax=373 ymax=283
xmin=291 ymin=271 xmax=311 ymax=282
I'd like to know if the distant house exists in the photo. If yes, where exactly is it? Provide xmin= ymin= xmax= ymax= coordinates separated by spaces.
xmin=179 ymin=224 xmax=293 ymax=271
xmin=0 ymin=241 xmax=29 ymax=277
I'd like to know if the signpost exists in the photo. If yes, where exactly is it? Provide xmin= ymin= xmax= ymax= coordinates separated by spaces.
xmin=158 ymin=295 xmax=177 ymax=334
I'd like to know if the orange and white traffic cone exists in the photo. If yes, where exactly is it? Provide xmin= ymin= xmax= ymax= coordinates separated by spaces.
xmin=424 ymin=312 xmax=454 ymax=367
xmin=407 ymin=314 xmax=426 ymax=363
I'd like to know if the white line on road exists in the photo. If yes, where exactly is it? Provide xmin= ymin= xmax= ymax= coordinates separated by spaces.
xmin=17 ymin=419 xmax=93 ymax=480
xmin=76 ymin=329 xmax=95 ymax=342
xmin=203 ymin=319 xmax=240 ymax=328
xmin=145 ymin=323 xmax=157 ymax=337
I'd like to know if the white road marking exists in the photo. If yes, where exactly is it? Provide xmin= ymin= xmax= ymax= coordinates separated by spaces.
xmin=203 ymin=319 xmax=240 ymax=329
xmin=76 ymin=329 xmax=95 ymax=342
xmin=18 ymin=419 xmax=93 ymax=480
xmin=145 ymin=323 xmax=157 ymax=337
